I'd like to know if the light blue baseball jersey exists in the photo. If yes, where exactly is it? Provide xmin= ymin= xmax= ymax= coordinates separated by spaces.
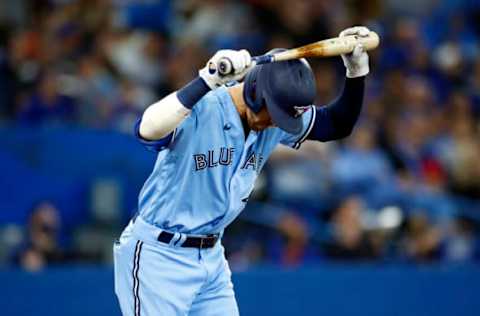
xmin=135 ymin=86 xmax=316 ymax=235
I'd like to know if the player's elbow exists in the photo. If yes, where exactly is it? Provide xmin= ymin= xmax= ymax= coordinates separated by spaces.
xmin=139 ymin=107 xmax=170 ymax=140
xmin=324 ymin=126 xmax=354 ymax=141
xmin=337 ymin=126 xmax=354 ymax=139
xmin=330 ymin=117 xmax=358 ymax=140
xmin=139 ymin=92 xmax=191 ymax=140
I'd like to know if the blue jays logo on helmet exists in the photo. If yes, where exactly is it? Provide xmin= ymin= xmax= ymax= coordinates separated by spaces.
xmin=293 ymin=105 xmax=311 ymax=118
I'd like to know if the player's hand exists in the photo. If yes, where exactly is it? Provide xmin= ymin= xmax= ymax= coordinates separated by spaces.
xmin=199 ymin=49 xmax=253 ymax=89
xmin=339 ymin=26 xmax=370 ymax=78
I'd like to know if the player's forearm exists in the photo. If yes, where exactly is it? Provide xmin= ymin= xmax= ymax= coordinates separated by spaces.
xmin=139 ymin=92 xmax=190 ymax=140
xmin=328 ymin=76 xmax=365 ymax=136
xmin=139 ymin=77 xmax=210 ymax=140
xmin=307 ymin=76 xmax=365 ymax=141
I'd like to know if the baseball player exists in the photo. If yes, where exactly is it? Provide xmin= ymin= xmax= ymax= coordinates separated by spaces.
xmin=114 ymin=26 xmax=371 ymax=315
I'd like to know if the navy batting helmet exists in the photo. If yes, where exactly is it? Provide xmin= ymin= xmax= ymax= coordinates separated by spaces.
xmin=243 ymin=49 xmax=316 ymax=134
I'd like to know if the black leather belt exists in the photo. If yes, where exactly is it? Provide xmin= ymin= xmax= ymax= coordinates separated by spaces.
xmin=157 ymin=231 xmax=219 ymax=249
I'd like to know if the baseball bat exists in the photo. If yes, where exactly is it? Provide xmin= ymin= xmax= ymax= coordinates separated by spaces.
xmin=218 ymin=31 xmax=380 ymax=75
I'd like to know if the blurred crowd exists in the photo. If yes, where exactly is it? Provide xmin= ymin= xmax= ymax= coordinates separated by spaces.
xmin=1 ymin=0 xmax=480 ymax=271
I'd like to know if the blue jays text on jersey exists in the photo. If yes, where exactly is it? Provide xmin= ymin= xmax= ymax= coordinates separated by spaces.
xmin=193 ymin=148 xmax=263 ymax=173
xmin=134 ymin=86 xmax=316 ymax=235
xmin=193 ymin=147 xmax=235 ymax=171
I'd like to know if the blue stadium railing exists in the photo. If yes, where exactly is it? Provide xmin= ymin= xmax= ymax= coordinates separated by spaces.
xmin=1 ymin=264 xmax=479 ymax=316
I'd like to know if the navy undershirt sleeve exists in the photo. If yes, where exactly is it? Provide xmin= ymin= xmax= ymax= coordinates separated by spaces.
xmin=306 ymin=76 xmax=365 ymax=142
xmin=176 ymin=77 xmax=211 ymax=109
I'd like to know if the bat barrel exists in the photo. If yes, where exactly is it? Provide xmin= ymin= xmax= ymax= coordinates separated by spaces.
xmin=286 ymin=31 xmax=380 ymax=59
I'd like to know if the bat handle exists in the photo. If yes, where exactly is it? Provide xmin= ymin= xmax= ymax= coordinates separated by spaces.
xmin=217 ymin=54 xmax=274 ymax=76
xmin=252 ymin=54 xmax=274 ymax=65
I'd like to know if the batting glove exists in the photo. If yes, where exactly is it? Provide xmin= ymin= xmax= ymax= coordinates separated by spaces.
xmin=339 ymin=26 xmax=370 ymax=78
xmin=199 ymin=49 xmax=253 ymax=90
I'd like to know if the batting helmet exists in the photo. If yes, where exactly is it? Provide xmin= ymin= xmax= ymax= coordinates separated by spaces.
xmin=243 ymin=49 xmax=316 ymax=134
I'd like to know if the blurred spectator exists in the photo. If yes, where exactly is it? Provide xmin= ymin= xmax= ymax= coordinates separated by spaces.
xmin=13 ymin=201 xmax=102 ymax=271
xmin=312 ymin=61 xmax=339 ymax=105
xmin=16 ymin=71 xmax=77 ymax=125
xmin=331 ymin=122 xmax=393 ymax=193
xmin=323 ymin=196 xmax=378 ymax=261
xmin=175 ymin=0 xmax=255 ymax=48
xmin=105 ymin=32 xmax=165 ymax=89
xmin=468 ymin=59 xmax=480 ymax=110
xmin=75 ymin=54 xmax=119 ymax=126
xmin=400 ymin=212 xmax=442 ymax=262
xmin=15 ymin=202 xmax=64 ymax=272
xmin=276 ymin=212 xmax=309 ymax=266
xmin=0 ymin=26 xmax=15 ymax=119
xmin=444 ymin=217 xmax=478 ymax=262
xmin=109 ymin=80 xmax=155 ymax=133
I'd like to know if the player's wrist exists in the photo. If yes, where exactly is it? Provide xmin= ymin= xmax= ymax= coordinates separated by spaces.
xmin=199 ymin=67 xmax=219 ymax=90
xmin=346 ymin=65 xmax=369 ymax=78
xmin=177 ymin=76 xmax=211 ymax=109
xmin=198 ymin=76 xmax=213 ymax=91
xmin=345 ymin=76 xmax=366 ymax=83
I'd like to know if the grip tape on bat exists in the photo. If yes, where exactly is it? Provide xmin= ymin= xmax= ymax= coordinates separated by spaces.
xmin=217 ymin=55 xmax=273 ymax=76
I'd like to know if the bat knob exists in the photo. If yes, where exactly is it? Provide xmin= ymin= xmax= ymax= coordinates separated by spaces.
xmin=218 ymin=58 xmax=233 ymax=76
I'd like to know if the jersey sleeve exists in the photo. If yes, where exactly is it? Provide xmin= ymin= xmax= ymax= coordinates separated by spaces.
xmin=279 ymin=105 xmax=316 ymax=149
xmin=134 ymin=118 xmax=175 ymax=152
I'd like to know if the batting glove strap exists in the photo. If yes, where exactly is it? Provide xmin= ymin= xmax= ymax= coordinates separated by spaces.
xmin=199 ymin=49 xmax=253 ymax=89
